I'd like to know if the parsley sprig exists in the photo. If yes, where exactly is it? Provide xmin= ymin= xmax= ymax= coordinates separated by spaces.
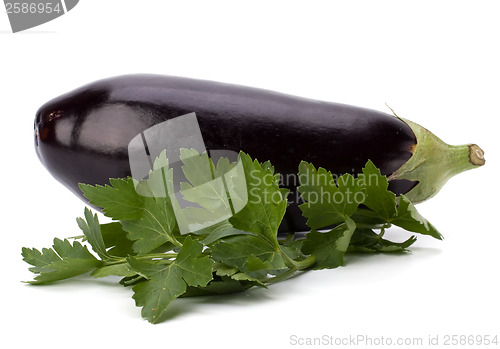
xmin=22 ymin=151 xmax=441 ymax=324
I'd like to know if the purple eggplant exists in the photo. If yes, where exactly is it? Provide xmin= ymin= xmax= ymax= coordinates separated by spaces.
xmin=34 ymin=74 xmax=485 ymax=232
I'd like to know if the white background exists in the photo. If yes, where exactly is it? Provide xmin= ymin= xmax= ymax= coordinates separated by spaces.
xmin=1 ymin=1 xmax=498 ymax=348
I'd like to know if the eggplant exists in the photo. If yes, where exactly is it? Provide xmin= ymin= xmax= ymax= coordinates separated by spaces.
xmin=34 ymin=74 xmax=485 ymax=232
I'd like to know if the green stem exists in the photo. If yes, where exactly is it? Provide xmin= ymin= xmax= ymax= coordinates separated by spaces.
xmin=280 ymin=248 xmax=317 ymax=270
xmin=290 ymin=254 xmax=317 ymax=270
xmin=67 ymin=234 xmax=86 ymax=240
xmin=264 ymin=268 xmax=299 ymax=285
xmin=103 ymin=253 xmax=177 ymax=266
xmin=389 ymin=117 xmax=485 ymax=203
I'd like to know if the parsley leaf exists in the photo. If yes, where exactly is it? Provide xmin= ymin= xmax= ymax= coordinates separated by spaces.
xmin=99 ymin=222 xmax=135 ymax=257
xmin=392 ymin=195 xmax=443 ymax=239
xmin=298 ymin=161 xmax=364 ymax=229
xmin=79 ymin=177 xmax=145 ymax=220
xmin=211 ymin=234 xmax=288 ymax=279
xmin=121 ymin=195 xmax=180 ymax=254
xmin=194 ymin=220 xmax=248 ymax=245
xmin=22 ymin=151 xmax=444 ymax=324
xmin=76 ymin=207 xmax=112 ymax=260
xmin=173 ymin=149 xmax=236 ymax=234
xmin=297 ymin=160 xmax=441 ymax=270
xmin=301 ymin=218 xmax=356 ymax=269
xmin=129 ymin=236 xmax=213 ymax=323
xmin=358 ymin=160 xmax=397 ymax=220
xmin=228 ymin=152 xmax=288 ymax=249
xmin=348 ymin=228 xmax=417 ymax=253
xmin=297 ymin=162 xmax=364 ymax=269
xmin=356 ymin=161 xmax=442 ymax=239
xmin=22 ymin=238 xmax=101 ymax=284
xmin=91 ymin=263 xmax=136 ymax=278
xmin=80 ymin=154 xmax=180 ymax=254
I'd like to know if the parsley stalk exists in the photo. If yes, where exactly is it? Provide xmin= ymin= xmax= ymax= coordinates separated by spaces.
xmin=281 ymin=252 xmax=317 ymax=271
xmin=102 ymin=253 xmax=178 ymax=266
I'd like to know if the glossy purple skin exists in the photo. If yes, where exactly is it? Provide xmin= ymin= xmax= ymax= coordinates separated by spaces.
xmin=34 ymin=74 xmax=417 ymax=232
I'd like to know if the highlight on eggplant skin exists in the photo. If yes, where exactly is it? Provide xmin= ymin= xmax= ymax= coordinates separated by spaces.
xmin=33 ymin=74 xmax=485 ymax=232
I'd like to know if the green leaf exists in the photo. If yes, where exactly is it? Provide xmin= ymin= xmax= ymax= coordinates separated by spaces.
xmin=79 ymin=159 xmax=180 ymax=255
xmin=91 ymin=263 xmax=136 ymax=278
xmin=392 ymin=195 xmax=443 ymax=240
xmin=180 ymin=181 xmax=231 ymax=214
xmin=130 ymin=264 xmax=186 ymax=324
xmin=128 ymin=236 xmax=213 ymax=323
xmin=213 ymin=262 xmax=239 ymax=277
xmin=79 ymin=177 xmax=145 ymax=220
xmin=76 ymin=207 xmax=111 ymax=260
xmin=173 ymin=149 xmax=249 ymax=235
xmin=279 ymin=236 xmax=307 ymax=261
xmin=155 ymin=149 xmax=243 ymax=236
xmin=301 ymin=218 xmax=356 ymax=269
xmin=174 ymin=235 xmax=215 ymax=287
xmin=182 ymin=276 xmax=255 ymax=297
xmin=213 ymin=156 xmax=236 ymax=178
xmin=348 ymin=228 xmax=417 ymax=252
xmin=351 ymin=162 xmax=442 ymax=240
xmin=298 ymin=161 xmax=364 ymax=229
xmin=211 ymin=234 xmax=287 ymax=279
xmin=359 ymin=160 xmax=397 ymax=220
xmin=349 ymin=207 xmax=388 ymax=226
xmin=22 ymin=238 xmax=101 ymax=284
xmin=136 ymin=151 xmax=173 ymax=198
xmin=122 ymin=196 xmax=179 ymax=254
xmin=213 ymin=262 xmax=266 ymax=286
xmin=189 ymin=220 xmax=248 ymax=245
xmin=179 ymin=148 xmax=214 ymax=186
xmin=100 ymin=222 xmax=135 ymax=257
xmin=228 ymin=152 xmax=288 ymax=249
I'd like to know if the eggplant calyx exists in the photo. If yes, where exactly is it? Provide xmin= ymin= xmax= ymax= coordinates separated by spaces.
xmin=388 ymin=117 xmax=485 ymax=204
